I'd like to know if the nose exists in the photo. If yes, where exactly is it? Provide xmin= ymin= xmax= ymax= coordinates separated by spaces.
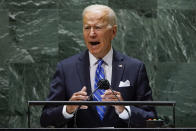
xmin=89 ymin=27 xmax=96 ymax=37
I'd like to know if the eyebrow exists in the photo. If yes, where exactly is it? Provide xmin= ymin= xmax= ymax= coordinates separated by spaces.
xmin=83 ymin=24 xmax=106 ymax=27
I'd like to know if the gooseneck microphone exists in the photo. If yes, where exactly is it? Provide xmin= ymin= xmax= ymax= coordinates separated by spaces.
xmin=87 ymin=79 xmax=110 ymax=101
xmin=97 ymin=79 xmax=110 ymax=90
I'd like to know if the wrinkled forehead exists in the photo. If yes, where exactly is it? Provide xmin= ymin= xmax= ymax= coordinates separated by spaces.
xmin=83 ymin=9 xmax=109 ymax=25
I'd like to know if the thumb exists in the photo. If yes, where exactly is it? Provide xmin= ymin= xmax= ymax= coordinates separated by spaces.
xmin=81 ymin=86 xmax=87 ymax=92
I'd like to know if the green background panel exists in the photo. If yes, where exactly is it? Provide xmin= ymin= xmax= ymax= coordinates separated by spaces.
xmin=0 ymin=0 xmax=196 ymax=128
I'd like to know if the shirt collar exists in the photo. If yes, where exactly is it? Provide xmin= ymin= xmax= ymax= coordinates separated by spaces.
xmin=89 ymin=48 xmax=113 ymax=67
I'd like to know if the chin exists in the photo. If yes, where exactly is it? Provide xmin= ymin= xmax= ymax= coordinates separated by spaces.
xmin=90 ymin=51 xmax=100 ymax=58
xmin=90 ymin=51 xmax=98 ymax=56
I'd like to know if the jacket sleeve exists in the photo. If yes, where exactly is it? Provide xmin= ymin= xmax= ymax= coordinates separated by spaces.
xmin=40 ymin=62 xmax=73 ymax=127
xmin=130 ymin=63 xmax=157 ymax=127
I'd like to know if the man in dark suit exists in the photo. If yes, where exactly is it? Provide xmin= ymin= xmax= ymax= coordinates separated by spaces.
xmin=40 ymin=4 xmax=156 ymax=128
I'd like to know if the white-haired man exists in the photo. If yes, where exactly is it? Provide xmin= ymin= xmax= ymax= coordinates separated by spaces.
xmin=41 ymin=4 xmax=156 ymax=128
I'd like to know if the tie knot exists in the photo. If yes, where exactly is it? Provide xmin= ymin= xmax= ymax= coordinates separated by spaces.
xmin=97 ymin=59 xmax=104 ymax=66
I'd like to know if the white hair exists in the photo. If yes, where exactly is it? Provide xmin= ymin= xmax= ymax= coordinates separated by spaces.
xmin=82 ymin=4 xmax=117 ymax=27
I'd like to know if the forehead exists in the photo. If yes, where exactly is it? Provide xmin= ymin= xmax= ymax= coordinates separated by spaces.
xmin=83 ymin=9 xmax=109 ymax=25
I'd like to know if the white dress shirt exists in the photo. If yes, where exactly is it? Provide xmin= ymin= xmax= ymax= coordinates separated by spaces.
xmin=62 ymin=48 xmax=131 ymax=120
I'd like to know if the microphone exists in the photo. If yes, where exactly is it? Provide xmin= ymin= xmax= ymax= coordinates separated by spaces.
xmin=87 ymin=79 xmax=109 ymax=101
xmin=97 ymin=79 xmax=110 ymax=90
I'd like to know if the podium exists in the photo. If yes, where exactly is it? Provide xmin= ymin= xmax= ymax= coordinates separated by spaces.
xmin=28 ymin=101 xmax=176 ymax=129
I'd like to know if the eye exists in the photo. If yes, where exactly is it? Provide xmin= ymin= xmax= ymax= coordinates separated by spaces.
xmin=84 ymin=26 xmax=90 ymax=30
xmin=95 ymin=26 xmax=102 ymax=30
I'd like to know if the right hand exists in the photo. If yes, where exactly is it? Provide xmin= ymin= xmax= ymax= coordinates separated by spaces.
xmin=66 ymin=86 xmax=88 ymax=114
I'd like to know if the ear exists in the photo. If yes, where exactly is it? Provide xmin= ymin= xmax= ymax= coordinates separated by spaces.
xmin=112 ymin=25 xmax=117 ymax=39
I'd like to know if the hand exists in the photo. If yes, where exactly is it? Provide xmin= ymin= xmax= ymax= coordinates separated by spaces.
xmin=101 ymin=89 xmax=125 ymax=113
xmin=66 ymin=86 xmax=88 ymax=114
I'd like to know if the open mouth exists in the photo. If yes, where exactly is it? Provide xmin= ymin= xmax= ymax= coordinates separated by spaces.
xmin=89 ymin=42 xmax=100 ymax=45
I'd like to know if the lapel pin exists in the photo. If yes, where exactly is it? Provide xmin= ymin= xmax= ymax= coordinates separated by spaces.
xmin=118 ymin=64 xmax=123 ymax=68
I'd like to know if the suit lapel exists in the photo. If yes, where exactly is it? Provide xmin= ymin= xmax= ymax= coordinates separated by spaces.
xmin=111 ymin=50 xmax=125 ymax=91
xmin=76 ymin=50 xmax=91 ymax=95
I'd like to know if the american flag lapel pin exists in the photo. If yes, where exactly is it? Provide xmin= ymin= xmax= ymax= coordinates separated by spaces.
xmin=118 ymin=64 xmax=123 ymax=68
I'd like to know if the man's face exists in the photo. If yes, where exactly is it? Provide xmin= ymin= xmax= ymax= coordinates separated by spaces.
xmin=83 ymin=10 xmax=117 ymax=58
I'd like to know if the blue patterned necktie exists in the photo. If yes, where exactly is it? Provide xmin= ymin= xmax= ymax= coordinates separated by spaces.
xmin=93 ymin=59 xmax=106 ymax=120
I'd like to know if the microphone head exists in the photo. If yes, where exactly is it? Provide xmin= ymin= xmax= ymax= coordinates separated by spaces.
xmin=97 ymin=79 xmax=110 ymax=90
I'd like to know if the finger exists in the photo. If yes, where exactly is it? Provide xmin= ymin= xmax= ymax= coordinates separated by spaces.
xmin=102 ymin=94 xmax=123 ymax=102
xmin=80 ymin=105 xmax=88 ymax=109
xmin=104 ymin=90 xmax=120 ymax=96
xmin=71 ymin=95 xmax=88 ymax=101
xmin=102 ymin=94 xmax=116 ymax=99
xmin=103 ymin=91 xmax=120 ymax=97
xmin=104 ymin=90 xmax=113 ymax=95
xmin=111 ymin=90 xmax=120 ymax=95
xmin=74 ymin=90 xmax=87 ymax=96
xmin=78 ymin=86 xmax=87 ymax=95
xmin=81 ymin=86 xmax=87 ymax=92
xmin=116 ymin=94 xmax=123 ymax=101
xmin=102 ymin=97 xmax=118 ymax=101
xmin=102 ymin=93 xmax=118 ymax=99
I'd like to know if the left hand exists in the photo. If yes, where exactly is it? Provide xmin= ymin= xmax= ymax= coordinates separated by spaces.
xmin=101 ymin=90 xmax=125 ymax=113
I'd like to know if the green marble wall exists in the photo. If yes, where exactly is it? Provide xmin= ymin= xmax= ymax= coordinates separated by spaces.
xmin=0 ymin=0 xmax=196 ymax=128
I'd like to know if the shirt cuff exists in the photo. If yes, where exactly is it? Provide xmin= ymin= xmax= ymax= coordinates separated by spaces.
xmin=117 ymin=106 xmax=131 ymax=120
xmin=62 ymin=105 xmax=74 ymax=119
